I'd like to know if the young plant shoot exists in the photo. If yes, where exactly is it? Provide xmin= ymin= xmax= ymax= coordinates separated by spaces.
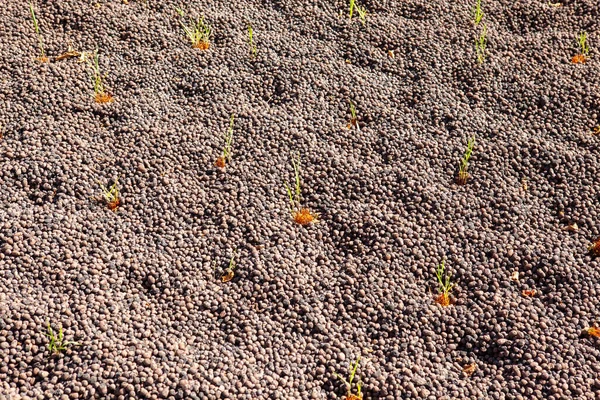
xmin=99 ymin=177 xmax=121 ymax=211
xmin=215 ymin=114 xmax=234 ymax=168
xmin=335 ymin=356 xmax=363 ymax=400
xmin=472 ymin=0 xmax=484 ymax=26
xmin=356 ymin=4 xmax=367 ymax=25
xmin=284 ymin=153 xmax=317 ymax=225
xmin=572 ymin=31 xmax=590 ymax=64
xmin=176 ymin=7 xmax=211 ymax=49
xmin=29 ymin=2 xmax=48 ymax=62
xmin=248 ymin=24 xmax=257 ymax=58
xmin=221 ymin=250 xmax=237 ymax=282
xmin=46 ymin=322 xmax=80 ymax=355
xmin=348 ymin=100 xmax=359 ymax=130
xmin=475 ymin=24 xmax=487 ymax=64
xmin=435 ymin=259 xmax=454 ymax=307
xmin=457 ymin=136 xmax=475 ymax=185
xmin=348 ymin=0 xmax=366 ymax=24
xmin=83 ymin=50 xmax=113 ymax=103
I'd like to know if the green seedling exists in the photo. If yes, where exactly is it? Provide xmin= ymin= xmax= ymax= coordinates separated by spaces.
xmin=176 ymin=7 xmax=211 ymax=49
xmin=577 ymin=31 xmax=590 ymax=57
xmin=349 ymin=0 xmax=366 ymax=24
xmin=349 ymin=0 xmax=356 ymax=19
xmin=435 ymin=259 xmax=454 ymax=307
xmin=572 ymin=32 xmax=590 ymax=63
xmin=285 ymin=152 xmax=302 ymax=213
xmin=82 ymin=50 xmax=113 ymax=103
xmin=247 ymin=24 xmax=257 ymax=57
xmin=356 ymin=5 xmax=367 ymax=25
xmin=284 ymin=153 xmax=317 ymax=225
xmin=215 ymin=114 xmax=234 ymax=168
xmin=475 ymin=24 xmax=487 ymax=64
xmin=578 ymin=31 xmax=590 ymax=56
xmin=457 ymin=136 xmax=475 ymax=184
xmin=29 ymin=2 xmax=48 ymax=62
xmin=348 ymin=100 xmax=359 ymax=130
xmin=46 ymin=322 xmax=80 ymax=355
xmin=335 ymin=356 xmax=363 ymax=400
xmin=221 ymin=250 xmax=237 ymax=282
xmin=472 ymin=0 xmax=484 ymax=25
xmin=98 ymin=177 xmax=121 ymax=210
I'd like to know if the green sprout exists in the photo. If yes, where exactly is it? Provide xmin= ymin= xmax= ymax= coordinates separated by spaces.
xmin=349 ymin=0 xmax=356 ymax=19
xmin=46 ymin=322 xmax=80 ymax=355
xmin=29 ymin=2 xmax=48 ymax=62
xmin=98 ymin=177 xmax=121 ymax=210
xmin=248 ymin=24 xmax=257 ymax=57
xmin=348 ymin=100 xmax=359 ymax=130
xmin=349 ymin=0 xmax=366 ymax=24
xmin=435 ymin=259 xmax=454 ymax=307
xmin=221 ymin=250 xmax=237 ymax=282
xmin=577 ymin=31 xmax=590 ymax=57
xmin=284 ymin=152 xmax=302 ymax=214
xmin=356 ymin=4 xmax=367 ymax=25
xmin=83 ymin=50 xmax=112 ymax=103
xmin=475 ymin=24 xmax=487 ymax=64
xmin=215 ymin=114 xmax=234 ymax=168
xmin=175 ymin=7 xmax=211 ymax=49
xmin=472 ymin=0 xmax=484 ymax=26
xmin=284 ymin=153 xmax=317 ymax=225
xmin=457 ymin=136 xmax=475 ymax=185
xmin=335 ymin=356 xmax=363 ymax=400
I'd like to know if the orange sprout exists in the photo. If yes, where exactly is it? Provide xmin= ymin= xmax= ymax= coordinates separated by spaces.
xmin=345 ymin=395 xmax=362 ymax=400
xmin=589 ymin=237 xmax=600 ymax=255
xmin=215 ymin=156 xmax=226 ymax=169
xmin=193 ymin=41 xmax=210 ymax=50
xmin=293 ymin=208 xmax=318 ymax=226
xmin=95 ymin=93 xmax=114 ymax=104
xmin=435 ymin=292 xmax=451 ymax=307
xmin=456 ymin=170 xmax=469 ymax=185
xmin=107 ymin=198 xmax=121 ymax=211
xmin=587 ymin=326 xmax=600 ymax=338
xmin=221 ymin=270 xmax=234 ymax=282
xmin=521 ymin=289 xmax=536 ymax=297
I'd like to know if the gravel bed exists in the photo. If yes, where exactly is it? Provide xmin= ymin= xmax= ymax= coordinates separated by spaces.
xmin=0 ymin=0 xmax=599 ymax=399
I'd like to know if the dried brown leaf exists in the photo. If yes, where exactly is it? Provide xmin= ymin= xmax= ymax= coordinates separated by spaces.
xmin=55 ymin=50 xmax=81 ymax=61
xmin=586 ymin=326 xmax=600 ymax=338
xmin=462 ymin=363 xmax=477 ymax=376
xmin=221 ymin=269 xmax=234 ymax=283
xmin=572 ymin=54 xmax=586 ymax=64
xmin=563 ymin=223 xmax=578 ymax=232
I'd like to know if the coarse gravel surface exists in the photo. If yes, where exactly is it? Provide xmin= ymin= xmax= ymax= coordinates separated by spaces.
xmin=1 ymin=0 xmax=600 ymax=399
